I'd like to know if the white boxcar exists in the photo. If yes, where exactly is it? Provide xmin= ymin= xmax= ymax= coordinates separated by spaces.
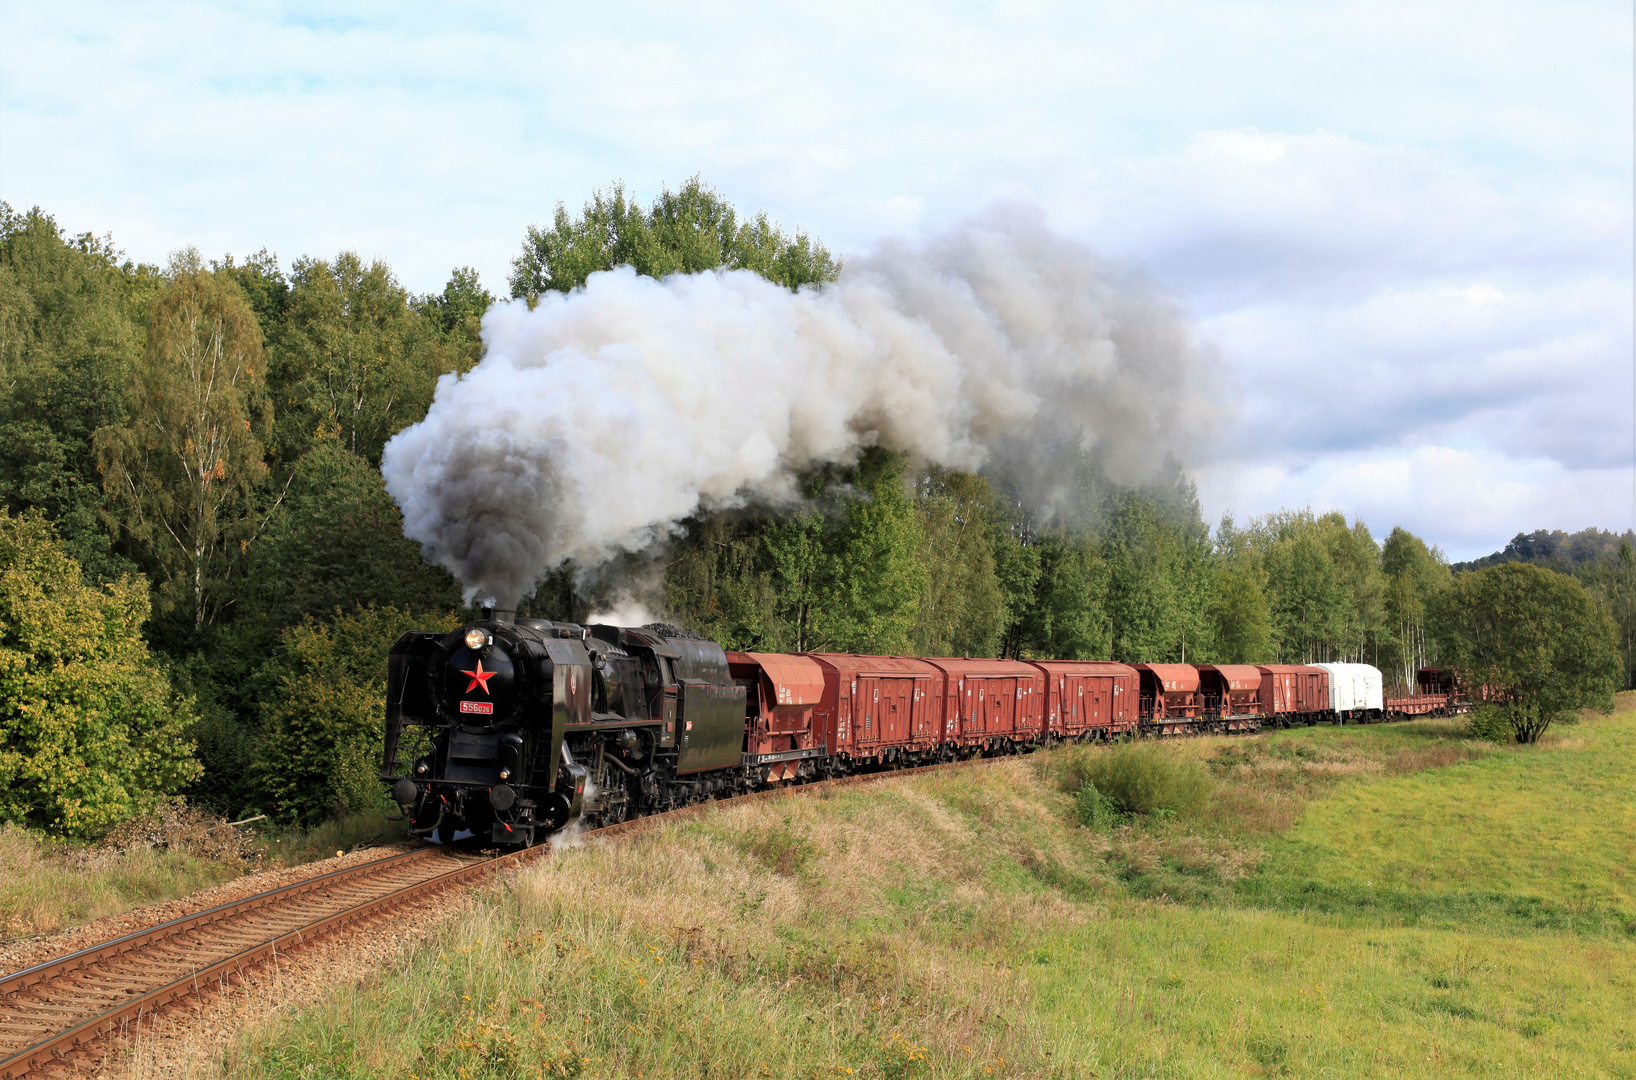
xmin=1311 ymin=662 xmax=1383 ymax=718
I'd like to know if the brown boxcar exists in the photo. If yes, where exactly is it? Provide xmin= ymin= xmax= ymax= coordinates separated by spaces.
xmin=921 ymin=658 xmax=1046 ymax=750
xmin=726 ymin=651 xmax=827 ymax=783
xmin=1028 ymin=660 xmax=1140 ymax=739
xmin=1196 ymin=664 xmax=1265 ymax=731
xmin=807 ymin=654 xmax=943 ymax=766
xmin=1256 ymin=664 xmax=1327 ymax=725
xmin=1292 ymin=666 xmax=1330 ymax=717
xmin=1134 ymin=663 xmax=1202 ymax=734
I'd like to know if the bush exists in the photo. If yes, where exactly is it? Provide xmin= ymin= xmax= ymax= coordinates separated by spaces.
xmin=1465 ymin=705 xmax=1516 ymax=743
xmin=1073 ymin=782 xmax=1122 ymax=828
xmin=252 ymin=605 xmax=457 ymax=827
xmin=1080 ymin=741 xmax=1214 ymax=819
xmin=0 ymin=509 xmax=201 ymax=838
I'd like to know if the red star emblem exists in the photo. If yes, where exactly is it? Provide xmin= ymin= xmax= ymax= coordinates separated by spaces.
xmin=460 ymin=658 xmax=496 ymax=695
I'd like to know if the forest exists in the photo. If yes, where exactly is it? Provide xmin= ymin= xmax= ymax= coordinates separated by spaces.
xmin=2 ymin=180 xmax=1633 ymax=837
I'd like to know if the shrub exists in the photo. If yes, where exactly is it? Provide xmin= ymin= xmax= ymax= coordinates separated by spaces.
xmin=1073 ymin=782 xmax=1122 ymax=828
xmin=1465 ymin=705 xmax=1516 ymax=743
xmin=1081 ymin=742 xmax=1214 ymax=819
xmin=0 ymin=509 xmax=201 ymax=838
xmin=252 ymin=605 xmax=457 ymax=827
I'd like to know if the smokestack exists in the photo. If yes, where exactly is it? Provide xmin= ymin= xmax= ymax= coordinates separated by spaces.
xmin=383 ymin=206 xmax=1214 ymax=608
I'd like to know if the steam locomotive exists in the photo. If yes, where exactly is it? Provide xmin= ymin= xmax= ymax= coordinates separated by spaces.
xmin=381 ymin=609 xmax=1466 ymax=847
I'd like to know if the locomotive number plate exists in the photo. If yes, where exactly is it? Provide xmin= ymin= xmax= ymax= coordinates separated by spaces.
xmin=460 ymin=701 xmax=493 ymax=715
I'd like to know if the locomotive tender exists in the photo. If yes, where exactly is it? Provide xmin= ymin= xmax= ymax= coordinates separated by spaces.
xmin=381 ymin=609 xmax=1466 ymax=846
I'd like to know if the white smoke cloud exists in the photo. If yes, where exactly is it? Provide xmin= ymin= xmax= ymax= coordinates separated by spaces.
xmin=382 ymin=208 xmax=1214 ymax=607
xmin=586 ymin=593 xmax=661 ymax=628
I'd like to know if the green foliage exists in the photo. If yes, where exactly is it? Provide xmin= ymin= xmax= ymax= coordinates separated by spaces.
xmin=810 ymin=451 xmax=927 ymax=654
xmin=1073 ymin=781 xmax=1123 ymax=828
xmin=1579 ymin=539 xmax=1636 ymax=690
xmin=1454 ymin=526 xmax=1636 ymax=574
xmin=660 ymin=449 xmax=926 ymax=654
xmin=1430 ymin=563 xmax=1621 ymax=743
xmin=908 ymin=469 xmax=1006 ymax=657
xmin=1079 ymin=741 xmax=1214 ymax=818
xmin=93 ymin=249 xmax=273 ymax=637
xmin=252 ymin=606 xmax=458 ymax=826
xmin=1464 ymin=705 xmax=1516 ymax=743
xmin=1102 ymin=487 xmax=1214 ymax=663
xmin=1380 ymin=526 xmax=1450 ymax=689
xmin=1014 ymin=532 xmax=1111 ymax=660
xmin=412 ymin=265 xmax=493 ymax=366
xmin=0 ymin=509 xmax=200 ymax=837
xmin=239 ymin=436 xmax=461 ymax=641
xmin=1208 ymin=562 xmax=1276 ymax=663
xmin=267 ymin=251 xmax=467 ymax=467
xmin=509 ymin=176 xmax=840 ymax=298
xmin=0 ymin=203 xmax=153 ymax=586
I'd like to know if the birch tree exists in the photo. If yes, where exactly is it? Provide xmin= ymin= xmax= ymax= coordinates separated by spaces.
xmin=94 ymin=250 xmax=271 ymax=632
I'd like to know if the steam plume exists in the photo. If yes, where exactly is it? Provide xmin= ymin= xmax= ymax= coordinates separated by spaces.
xmin=382 ymin=207 xmax=1213 ymax=607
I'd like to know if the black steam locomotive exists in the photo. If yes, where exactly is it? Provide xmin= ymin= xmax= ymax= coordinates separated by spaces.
xmin=382 ymin=610 xmax=748 ymax=846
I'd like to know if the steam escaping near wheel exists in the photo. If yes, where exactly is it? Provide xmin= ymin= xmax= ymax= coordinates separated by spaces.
xmin=381 ymin=206 xmax=1215 ymax=608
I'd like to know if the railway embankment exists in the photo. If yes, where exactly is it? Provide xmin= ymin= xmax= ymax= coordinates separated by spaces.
xmin=197 ymin=696 xmax=1633 ymax=1080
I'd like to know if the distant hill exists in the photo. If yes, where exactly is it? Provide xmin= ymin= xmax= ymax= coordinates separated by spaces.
xmin=1453 ymin=527 xmax=1636 ymax=574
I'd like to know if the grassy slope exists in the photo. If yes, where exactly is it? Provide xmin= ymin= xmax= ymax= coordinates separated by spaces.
xmin=221 ymin=700 xmax=1635 ymax=1079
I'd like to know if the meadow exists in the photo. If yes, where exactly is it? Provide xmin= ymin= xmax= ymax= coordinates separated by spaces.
xmin=206 ymin=695 xmax=1635 ymax=1079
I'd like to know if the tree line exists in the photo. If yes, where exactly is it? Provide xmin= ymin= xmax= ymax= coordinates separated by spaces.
xmin=1 ymin=180 xmax=1627 ymax=839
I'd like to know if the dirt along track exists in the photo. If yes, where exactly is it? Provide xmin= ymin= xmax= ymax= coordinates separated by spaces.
xmin=0 ymin=752 xmax=1024 ymax=1078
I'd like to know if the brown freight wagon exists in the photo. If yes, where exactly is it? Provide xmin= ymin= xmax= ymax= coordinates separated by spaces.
xmin=1196 ymin=664 xmax=1265 ymax=731
xmin=725 ymin=651 xmax=828 ymax=784
xmin=807 ymin=654 xmax=943 ymax=768
xmin=1134 ymin=663 xmax=1203 ymax=735
xmin=922 ymin=658 xmax=1046 ymax=752
xmin=1255 ymin=664 xmax=1330 ymax=724
xmin=1029 ymin=660 xmax=1139 ymax=739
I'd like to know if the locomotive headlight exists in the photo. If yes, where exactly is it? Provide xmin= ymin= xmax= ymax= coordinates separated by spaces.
xmin=415 ymin=761 xmax=429 ymax=775
xmin=498 ymin=767 xmax=511 ymax=780
xmin=464 ymin=628 xmax=486 ymax=650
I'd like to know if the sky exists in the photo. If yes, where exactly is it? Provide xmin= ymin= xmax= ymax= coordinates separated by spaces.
xmin=1 ymin=0 xmax=1630 ymax=561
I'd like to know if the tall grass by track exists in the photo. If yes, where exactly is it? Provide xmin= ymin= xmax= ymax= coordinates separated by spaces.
xmin=221 ymin=696 xmax=1636 ymax=1079
xmin=0 ymin=808 xmax=410 ymax=942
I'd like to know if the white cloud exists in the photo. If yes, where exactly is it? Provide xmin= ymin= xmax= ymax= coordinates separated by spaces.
xmin=1197 ymin=446 xmax=1633 ymax=562
xmin=0 ymin=0 xmax=1630 ymax=556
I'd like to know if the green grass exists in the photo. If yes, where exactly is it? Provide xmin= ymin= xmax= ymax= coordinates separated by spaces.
xmin=208 ymin=699 xmax=1635 ymax=1078
xmin=0 ymin=824 xmax=242 ymax=940
xmin=1240 ymin=716 xmax=1636 ymax=936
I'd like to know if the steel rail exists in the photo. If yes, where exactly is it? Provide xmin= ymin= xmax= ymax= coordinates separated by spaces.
xmin=0 ymin=850 xmax=482 ymax=1079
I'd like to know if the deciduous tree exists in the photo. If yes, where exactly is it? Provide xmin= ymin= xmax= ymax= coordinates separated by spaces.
xmin=509 ymin=176 xmax=839 ymax=299
xmin=94 ymin=250 xmax=272 ymax=634
xmin=1429 ymin=562 xmax=1620 ymax=743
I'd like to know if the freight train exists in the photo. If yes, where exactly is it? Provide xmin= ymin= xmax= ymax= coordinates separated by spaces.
xmin=381 ymin=610 xmax=1469 ymax=847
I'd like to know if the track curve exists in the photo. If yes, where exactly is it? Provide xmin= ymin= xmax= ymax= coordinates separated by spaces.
xmin=0 ymin=752 xmax=1018 ymax=1076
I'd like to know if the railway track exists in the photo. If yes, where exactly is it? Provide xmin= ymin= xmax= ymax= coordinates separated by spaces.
xmin=0 ymin=752 xmax=1014 ymax=1077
